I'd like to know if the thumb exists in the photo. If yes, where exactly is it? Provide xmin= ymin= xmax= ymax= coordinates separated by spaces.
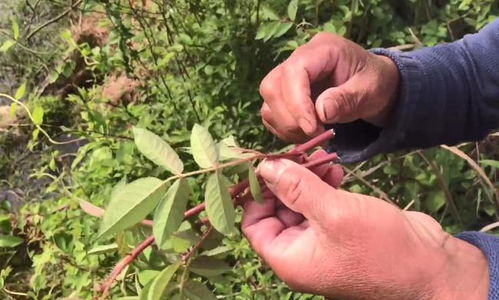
xmin=258 ymin=158 xmax=336 ymax=222
xmin=315 ymin=74 xmax=368 ymax=124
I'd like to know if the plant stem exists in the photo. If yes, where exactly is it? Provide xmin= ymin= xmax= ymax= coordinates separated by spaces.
xmin=181 ymin=226 xmax=214 ymax=263
xmin=289 ymin=129 xmax=335 ymax=154
xmin=100 ymin=235 xmax=155 ymax=299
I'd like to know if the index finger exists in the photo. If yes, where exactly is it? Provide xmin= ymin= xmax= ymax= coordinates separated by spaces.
xmin=280 ymin=45 xmax=335 ymax=136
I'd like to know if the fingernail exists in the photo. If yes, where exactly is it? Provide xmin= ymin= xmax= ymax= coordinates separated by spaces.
xmin=258 ymin=159 xmax=284 ymax=186
xmin=298 ymin=118 xmax=316 ymax=135
xmin=320 ymin=101 xmax=336 ymax=123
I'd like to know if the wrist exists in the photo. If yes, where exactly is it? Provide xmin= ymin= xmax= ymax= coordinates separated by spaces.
xmin=364 ymin=55 xmax=400 ymax=126
xmin=431 ymin=236 xmax=489 ymax=300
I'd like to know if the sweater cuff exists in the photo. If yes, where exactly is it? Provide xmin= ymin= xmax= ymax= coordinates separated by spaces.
xmin=457 ymin=231 xmax=499 ymax=300
xmin=329 ymin=49 xmax=423 ymax=163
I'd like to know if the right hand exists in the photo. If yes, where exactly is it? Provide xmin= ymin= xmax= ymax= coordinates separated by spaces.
xmin=259 ymin=33 xmax=400 ymax=142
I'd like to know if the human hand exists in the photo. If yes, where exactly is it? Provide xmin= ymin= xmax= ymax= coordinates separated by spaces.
xmin=259 ymin=33 xmax=400 ymax=142
xmin=242 ymin=159 xmax=489 ymax=300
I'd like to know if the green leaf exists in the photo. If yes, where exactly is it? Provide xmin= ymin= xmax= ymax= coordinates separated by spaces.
xmin=139 ymin=279 xmax=154 ymax=300
xmin=426 ymin=190 xmax=446 ymax=213
xmin=0 ymin=235 xmax=23 ymax=248
xmin=261 ymin=5 xmax=280 ymax=20
xmin=88 ymin=243 xmax=118 ymax=255
xmin=270 ymin=22 xmax=293 ymax=40
xmin=205 ymin=172 xmax=235 ymax=235
xmin=146 ymin=262 xmax=181 ymax=300
xmin=99 ymin=177 xmax=167 ymax=238
xmin=0 ymin=40 xmax=15 ymax=52
xmin=183 ymin=280 xmax=217 ymax=300
xmin=138 ymin=270 xmax=160 ymax=286
xmin=190 ymin=124 xmax=218 ymax=168
xmin=480 ymin=159 xmax=499 ymax=169
xmin=153 ymin=178 xmax=191 ymax=247
xmin=248 ymin=166 xmax=264 ymax=204
xmin=32 ymin=106 xmax=44 ymax=125
xmin=11 ymin=19 xmax=19 ymax=40
xmin=200 ymin=245 xmax=232 ymax=257
xmin=15 ymin=82 xmax=27 ymax=100
xmin=256 ymin=21 xmax=278 ymax=40
xmin=190 ymin=256 xmax=231 ymax=277
xmin=287 ymin=0 xmax=299 ymax=21
xmin=133 ymin=127 xmax=184 ymax=175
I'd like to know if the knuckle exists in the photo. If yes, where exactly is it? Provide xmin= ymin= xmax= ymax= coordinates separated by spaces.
xmin=333 ymin=90 xmax=357 ymax=115
xmin=260 ymin=106 xmax=271 ymax=121
xmin=259 ymin=78 xmax=278 ymax=100
xmin=282 ymin=173 xmax=303 ymax=206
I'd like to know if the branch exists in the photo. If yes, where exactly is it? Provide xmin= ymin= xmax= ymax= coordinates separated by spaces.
xmin=100 ymin=235 xmax=155 ymax=298
xmin=181 ymin=226 xmax=214 ymax=263
xmin=26 ymin=0 xmax=84 ymax=41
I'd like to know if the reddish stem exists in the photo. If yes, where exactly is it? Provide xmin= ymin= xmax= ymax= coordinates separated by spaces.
xmin=100 ymin=235 xmax=156 ymax=298
xmin=289 ymin=128 xmax=335 ymax=154
xmin=302 ymin=152 xmax=339 ymax=168
xmin=181 ymin=226 xmax=214 ymax=262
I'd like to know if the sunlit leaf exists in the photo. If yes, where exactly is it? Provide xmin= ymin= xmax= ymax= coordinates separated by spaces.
xmin=0 ymin=235 xmax=23 ymax=248
xmin=139 ymin=279 xmax=153 ymax=300
xmin=287 ymin=0 xmax=299 ymax=21
xmin=15 ymin=82 xmax=26 ymax=100
xmin=32 ymin=106 xmax=44 ymax=125
xmin=11 ymin=19 xmax=19 ymax=40
xmin=146 ymin=262 xmax=181 ymax=300
xmin=153 ymin=178 xmax=191 ymax=247
xmin=88 ymin=243 xmax=118 ymax=255
xmin=190 ymin=124 xmax=218 ymax=168
xmin=0 ymin=40 xmax=15 ymax=52
xmin=479 ymin=159 xmax=499 ymax=169
xmin=133 ymin=127 xmax=183 ymax=175
xmin=248 ymin=166 xmax=264 ymax=204
xmin=205 ymin=172 xmax=235 ymax=235
xmin=99 ymin=177 xmax=167 ymax=238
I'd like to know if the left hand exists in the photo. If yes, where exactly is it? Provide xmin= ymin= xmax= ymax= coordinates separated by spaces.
xmin=242 ymin=158 xmax=489 ymax=300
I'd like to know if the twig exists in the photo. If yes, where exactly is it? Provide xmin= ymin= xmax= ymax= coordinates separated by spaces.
xmin=289 ymin=129 xmax=335 ymax=154
xmin=342 ymin=166 xmax=393 ymax=204
xmin=0 ymin=93 xmax=85 ymax=145
xmin=440 ymin=145 xmax=499 ymax=213
xmin=181 ymin=226 xmax=214 ymax=262
xmin=26 ymin=0 xmax=84 ymax=41
xmin=480 ymin=221 xmax=499 ymax=232
xmin=417 ymin=151 xmax=463 ymax=225
xmin=100 ymin=235 xmax=155 ymax=298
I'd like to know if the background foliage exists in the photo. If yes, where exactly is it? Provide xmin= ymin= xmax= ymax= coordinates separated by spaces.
xmin=0 ymin=0 xmax=498 ymax=299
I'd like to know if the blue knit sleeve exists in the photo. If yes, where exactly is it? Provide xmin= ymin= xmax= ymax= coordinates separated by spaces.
xmin=329 ymin=19 xmax=499 ymax=163
xmin=457 ymin=232 xmax=499 ymax=299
